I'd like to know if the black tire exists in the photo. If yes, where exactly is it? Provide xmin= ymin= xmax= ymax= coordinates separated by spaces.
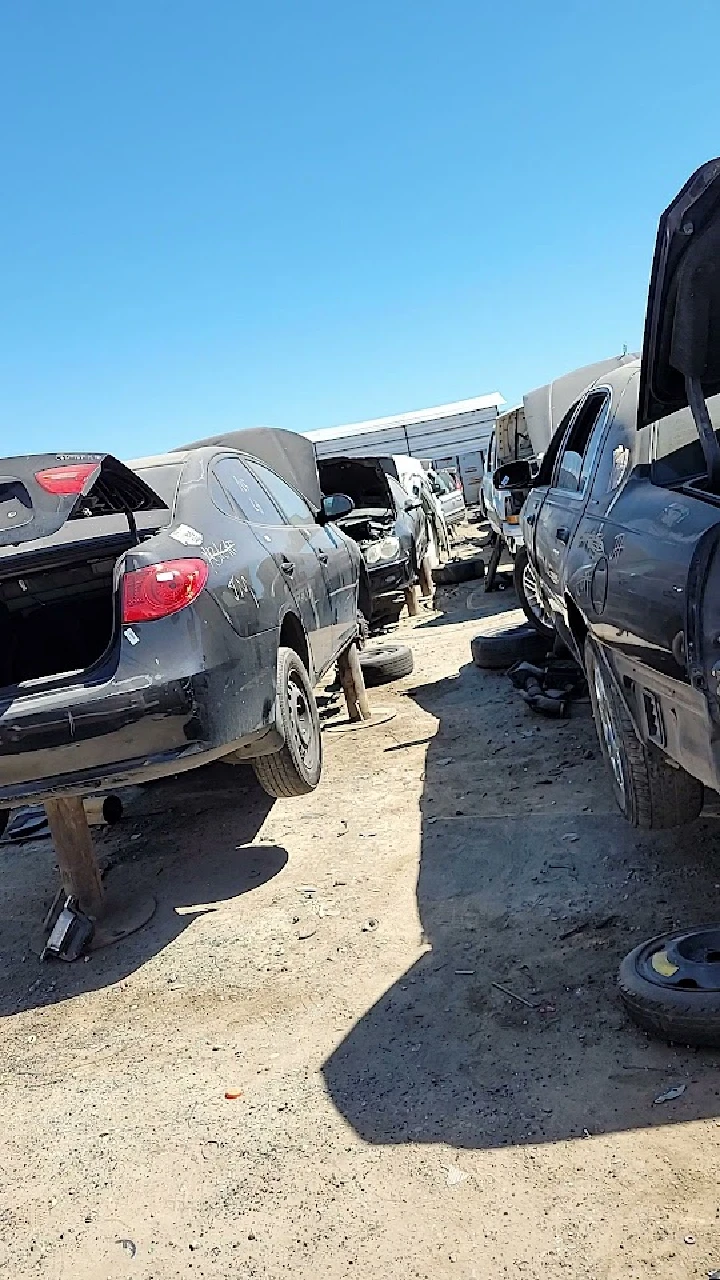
xmin=433 ymin=555 xmax=485 ymax=586
xmin=252 ymin=647 xmax=322 ymax=798
xmin=359 ymin=643 xmax=414 ymax=686
xmin=513 ymin=547 xmax=555 ymax=639
xmin=471 ymin=619 xmax=551 ymax=670
xmin=619 ymin=929 xmax=720 ymax=1047
xmin=0 ymin=809 xmax=8 ymax=841
xmin=585 ymin=637 xmax=703 ymax=828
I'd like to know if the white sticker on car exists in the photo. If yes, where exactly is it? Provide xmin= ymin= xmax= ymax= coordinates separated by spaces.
xmin=169 ymin=524 xmax=204 ymax=547
xmin=124 ymin=628 xmax=140 ymax=646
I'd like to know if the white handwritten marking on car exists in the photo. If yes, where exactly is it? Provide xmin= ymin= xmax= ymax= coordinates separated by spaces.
xmin=610 ymin=533 xmax=625 ymax=561
xmin=169 ymin=524 xmax=204 ymax=547
xmin=124 ymin=628 xmax=140 ymax=646
xmin=228 ymin=573 xmax=257 ymax=605
xmin=204 ymin=540 xmax=236 ymax=567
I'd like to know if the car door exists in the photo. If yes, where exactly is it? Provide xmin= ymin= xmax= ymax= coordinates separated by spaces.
xmin=248 ymin=460 xmax=357 ymax=668
xmin=531 ymin=389 xmax=611 ymax=625
xmin=212 ymin=455 xmax=333 ymax=678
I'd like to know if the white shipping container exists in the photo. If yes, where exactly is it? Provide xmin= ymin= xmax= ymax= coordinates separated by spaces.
xmin=305 ymin=395 xmax=503 ymax=484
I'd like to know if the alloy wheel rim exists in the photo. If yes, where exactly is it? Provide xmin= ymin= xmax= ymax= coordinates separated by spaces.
xmin=593 ymin=663 xmax=625 ymax=799
xmin=522 ymin=559 xmax=552 ymax=630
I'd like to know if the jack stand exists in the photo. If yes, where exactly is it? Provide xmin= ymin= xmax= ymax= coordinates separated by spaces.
xmin=337 ymin=640 xmax=372 ymax=723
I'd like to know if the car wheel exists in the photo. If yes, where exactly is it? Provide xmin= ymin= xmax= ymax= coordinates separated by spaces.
xmin=252 ymin=647 xmax=323 ymax=798
xmin=585 ymin=637 xmax=703 ymax=828
xmin=513 ymin=547 xmax=555 ymax=639
xmin=619 ymin=927 xmax=720 ymax=1047
xmin=432 ymin=555 xmax=485 ymax=586
xmin=471 ymin=619 xmax=550 ymax=670
xmin=359 ymin=643 xmax=414 ymax=685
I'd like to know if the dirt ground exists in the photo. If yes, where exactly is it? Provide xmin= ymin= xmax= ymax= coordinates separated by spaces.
xmin=3 ymin=524 xmax=720 ymax=1280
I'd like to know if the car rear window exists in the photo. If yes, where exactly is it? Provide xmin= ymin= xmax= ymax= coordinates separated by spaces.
xmin=134 ymin=463 xmax=183 ymax=511
xmin=651 ymin=394 xmax=720 ymax=487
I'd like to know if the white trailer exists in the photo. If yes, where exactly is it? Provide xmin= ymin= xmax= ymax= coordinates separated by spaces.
xmin=305 ymin=393 xmax=503 ymax=505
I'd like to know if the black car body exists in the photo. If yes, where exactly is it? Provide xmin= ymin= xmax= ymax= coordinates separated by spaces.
xmin=317 ymin=455 xmax=429 ymax=625
xmin=0 ymin=429 xmax=360 ymax=811
xmin=519 ymin=158 xmax=720 ymax=827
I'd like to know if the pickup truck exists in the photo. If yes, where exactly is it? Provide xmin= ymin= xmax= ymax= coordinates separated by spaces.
xmin=513 ymin=158 xmax=720 ymax=830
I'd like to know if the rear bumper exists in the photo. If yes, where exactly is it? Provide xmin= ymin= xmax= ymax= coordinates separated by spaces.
xmin=0 ymin=601 xmax=279 ymax=806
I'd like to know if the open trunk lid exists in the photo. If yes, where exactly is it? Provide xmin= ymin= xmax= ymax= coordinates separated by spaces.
xmin=0 ymin=453 xmax=169 ymax=549
xmin=639 ymin=157 xmax=720 ymax=430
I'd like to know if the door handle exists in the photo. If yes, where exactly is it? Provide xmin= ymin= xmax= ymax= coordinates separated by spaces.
xmin=526 ymin=512 xmax=536 ymax=527
xmin=556 ymin=527 xmax=570 ymax=544
xmin=317 ymin=552 xmax=329 ymax=565
xmin=280 ymin=556 xmax=295 ymax=576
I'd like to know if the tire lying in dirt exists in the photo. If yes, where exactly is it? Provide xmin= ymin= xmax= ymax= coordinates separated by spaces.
xmin=470 ymin=618 xmax=551 ymax=670
xmin=513 ymin=547 xmax=555 ymax=639
xmin=585 ymin=636 xmax=703 ymax=828
xmin=619 ymin=927 xmax=720 ymax=1047
xmin=359 ymin=643 xmax=414 ymax=686
xmin=432 ymin=555 xmax=485 ymax=586
xmin=252 ymin=647 xmax=323 ymax=798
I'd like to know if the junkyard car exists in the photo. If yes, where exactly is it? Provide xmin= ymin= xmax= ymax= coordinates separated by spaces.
xmin=317 ymin=455 xmax=430 ymax=626
xmin=0 ymin=429 xmax=360 ymax=826
xmin=517 ymin=157 xmax=720 ymax=829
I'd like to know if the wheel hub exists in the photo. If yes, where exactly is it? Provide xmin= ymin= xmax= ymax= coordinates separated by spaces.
xmin=637 ymin=928 xmax=720 ymax=991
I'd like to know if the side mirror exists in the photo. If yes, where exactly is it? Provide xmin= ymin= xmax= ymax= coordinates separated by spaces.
xmin=492 ymin=459 xmax=533 ymax=490
xmin=405 ymin=498 xmax=422 ymax=512
xmin=319 ymin=492 xmax=354 ymax=523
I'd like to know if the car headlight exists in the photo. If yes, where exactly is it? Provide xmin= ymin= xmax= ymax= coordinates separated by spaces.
xmin=363 ymin=535 xmax=401 ymax=566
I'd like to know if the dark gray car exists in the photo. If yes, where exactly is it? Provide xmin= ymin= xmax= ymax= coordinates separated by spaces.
xmin=0 ymin=429 xmax=360 ymax=828
xmin=517 ymin=158 xmax=720 ymax=829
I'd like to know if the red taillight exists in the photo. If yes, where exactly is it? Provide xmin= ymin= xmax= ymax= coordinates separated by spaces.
xmin=35 ymin=463 xmax=98 ymax=494
xmin=122 ymin=558 xmax=209 ymax=624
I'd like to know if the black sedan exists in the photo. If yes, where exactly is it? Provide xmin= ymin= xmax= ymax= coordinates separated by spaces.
xmin=317 ymin=455 xmax=430 ymax=626
xmin=0 ymin=428 xmax=360 ymax=823
xmin=515 ymin=158 xmax=720 ymax=830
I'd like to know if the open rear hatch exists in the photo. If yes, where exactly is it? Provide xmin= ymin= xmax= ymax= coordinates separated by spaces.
xmin=0 ymin=454 xmax=170 ymax=690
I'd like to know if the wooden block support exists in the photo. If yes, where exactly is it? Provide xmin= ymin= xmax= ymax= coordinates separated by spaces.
xmin=418 ymin=554 xmax=434 ymax=599
xmin=338 ymin=641 xmax=372 ymax=723
xmin=404 ymin=585 xmax=420 ymax=617
xmin=44 ymin=797 xmax=105 ymax=918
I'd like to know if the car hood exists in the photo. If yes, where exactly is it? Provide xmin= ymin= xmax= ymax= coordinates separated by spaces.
xmin=639 ymin=157 xmax=720 ymax=429
xmin=180 ymin=427 xmax=322 ymax=511
xmin=317 ymin=456 xmax=395 ymax=511
xmin=523 ymin=355 xmax=639 ymax=456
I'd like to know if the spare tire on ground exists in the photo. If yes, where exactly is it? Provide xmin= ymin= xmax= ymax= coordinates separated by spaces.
xmin=433 ymin=556 xmax=485 ymax=586
xmin=619 ymin=927 xmax=720 ymax=1048
xmin=359 ymin=644 xmax=414 ymax=686
xmin=471 ymin=614 xmax=551 ymax=670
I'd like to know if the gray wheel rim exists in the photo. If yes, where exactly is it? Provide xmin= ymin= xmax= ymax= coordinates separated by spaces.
xmin=288 ymin=672 xmax=318 ymax=771
xmin=522 ymin=558 xmax=553 ymax=630
xmin=593 ymin=661 xmax=625 ymax=799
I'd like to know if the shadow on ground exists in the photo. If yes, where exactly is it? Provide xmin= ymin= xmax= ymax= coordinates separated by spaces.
xmin=0 ymin=763 xmax=284 ymax=1017
xmin=324 ymin=611 xmax=720 ymax=1149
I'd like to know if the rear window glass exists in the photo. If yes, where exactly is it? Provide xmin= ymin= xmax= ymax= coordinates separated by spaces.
xmin=135 ymin=464 xmax=182 ymax=510
xmin=652 ymin=394 xmax=720 ymax=486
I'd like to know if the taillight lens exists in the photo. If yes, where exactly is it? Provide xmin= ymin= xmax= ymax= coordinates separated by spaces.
xmin=122 ymin=558 xmax=209 ymax=624
xmin=35 ymin=463 xmax=98 ymax=494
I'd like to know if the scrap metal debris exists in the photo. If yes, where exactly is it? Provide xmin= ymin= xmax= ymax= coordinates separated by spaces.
xmin=653 ymin=1084 xmax=687 ymax=1105
xmin=40 ymin=895 xmax=95 ymax=962
xmin=507 ymin=656 xmax=587 ymax=718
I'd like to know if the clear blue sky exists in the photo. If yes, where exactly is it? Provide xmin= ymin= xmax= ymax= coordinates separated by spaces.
xmin=1 ymin=1 xmax=719 ymax=458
